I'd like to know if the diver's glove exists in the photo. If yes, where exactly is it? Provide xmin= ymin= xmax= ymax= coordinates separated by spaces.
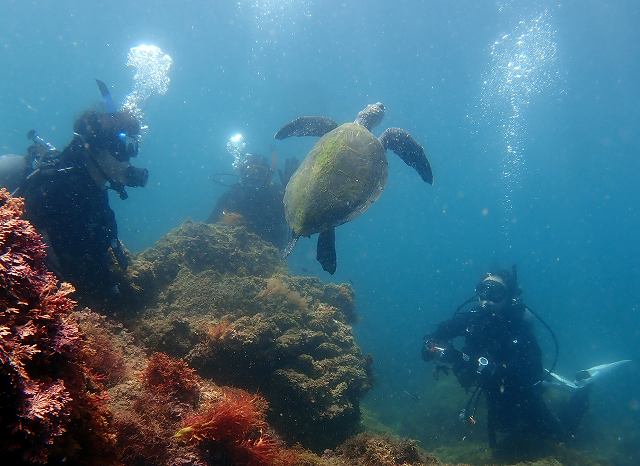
xmin=422 ymin=338 xmax=463 ymax=365
xmin=422 ymin=337 xmax=438 ymax=362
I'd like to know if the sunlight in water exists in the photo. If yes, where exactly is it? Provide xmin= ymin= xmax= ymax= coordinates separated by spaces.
xmin=481 ymin=9 xmax=559 ymax=241
xmin=121 ymin=44 xmax=173 ymax=130
xmin=226 ymin=133 xmax=247 ymax=170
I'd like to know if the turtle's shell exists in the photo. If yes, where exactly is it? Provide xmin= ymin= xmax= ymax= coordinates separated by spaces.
xmin=284 ymin=122 xmax=388 ymax=236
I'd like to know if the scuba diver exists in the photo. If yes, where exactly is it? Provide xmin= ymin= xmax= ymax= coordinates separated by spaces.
xmin=208 ymin=137 xmax=298 ymax=250
xmin=421 ymin=266 xmax=630 ymax=460
xmin=0 ymin=80 xmax=148 ymax=310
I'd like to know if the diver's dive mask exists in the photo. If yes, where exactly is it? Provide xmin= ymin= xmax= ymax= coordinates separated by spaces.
xmin=476 ymin=279 xmax=508 ymax=304
xmin=114 ymin=132 xmax=140 ymax=161
xmin=95 ymin=79 xmax=141 ymax=162
xmin=110 ymin=131 xmax=146 ymax=188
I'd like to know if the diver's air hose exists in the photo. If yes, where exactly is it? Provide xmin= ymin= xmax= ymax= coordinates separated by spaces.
xmin=452 ymin=295 xmax=476 ymax=316
xmin=525 ymin=304 xmax=560 ymax=377
xmin=452 ymin=296 xmax=560 ymax=379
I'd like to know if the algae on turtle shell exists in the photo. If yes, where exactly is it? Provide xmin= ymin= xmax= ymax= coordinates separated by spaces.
xmin=285 ymin=123 xmax=387 ymax=236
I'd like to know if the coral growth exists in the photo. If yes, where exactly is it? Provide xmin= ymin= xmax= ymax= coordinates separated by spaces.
xmin=203 ymin=318 xmax=236 ymax=343
xmin=256 ymin=275 xmax=309 ymax=311
xmin=75 ymin=310 xmax=129 ymax=387
xmin=124 ymin=221 xmax=285 ymax=309
xmin=0 ymin=189 xmax=115 ymax=464
xmin=103 ymin=346 xmax=308 ymax=466
xmin=124 ymin=222 xmax=371 ymax=451
xmin=0 ymin=192 xmax=467 ymax=466
xmin=327 ymin=433 xmax=441 ymax=466
xmin=188 ymin=292 xmax=372 ymax=451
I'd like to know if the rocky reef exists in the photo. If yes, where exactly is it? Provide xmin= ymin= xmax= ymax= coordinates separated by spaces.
xmin=2 ymin=189 xmax=618 ymax=466
xmin=123 ymin=221 xmax=371 ymax=451
xmin=74 ymin=306 xmax=442 ymax=466
xmin=325 ymin=433 xmax=442 ymax=466
xmin=74 ymin=312 xmax=314 ymax=466
xmin=0 ymin=189 xmax=115 ymax=464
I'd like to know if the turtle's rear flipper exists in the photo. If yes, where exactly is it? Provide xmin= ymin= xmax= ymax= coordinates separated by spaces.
xmin=275 ymin=116 xmax=338 ymax=139
xmin=380 ymin=127 xmax=433 ymax=184
xmin=316 ymin=228 xmax=337 ymax=274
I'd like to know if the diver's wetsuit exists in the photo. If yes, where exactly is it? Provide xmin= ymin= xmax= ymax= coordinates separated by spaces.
xmin=22 ymin=142 xmax=120 ymax=306
xmin=208 ymin=182 xmax=288 ymax=250
xmin=425 ymin=302 xmax=563 ymax=453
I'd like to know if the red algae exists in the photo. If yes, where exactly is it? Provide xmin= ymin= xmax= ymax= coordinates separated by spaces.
xmin=176 ymin=387 xmax=298 ymax=466
xmin=0 ymin=189 xmax=115 ymax=464
xmin=143 ymin=352 xmax=201 ymax=405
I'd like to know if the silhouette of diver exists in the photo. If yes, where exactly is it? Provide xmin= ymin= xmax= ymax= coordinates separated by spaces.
xmin=208 ymin=153 xmax=298 ymax=250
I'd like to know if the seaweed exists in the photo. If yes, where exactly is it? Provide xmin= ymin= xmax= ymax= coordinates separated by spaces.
xmin=0 ymin=189 xmax=116 ymax=464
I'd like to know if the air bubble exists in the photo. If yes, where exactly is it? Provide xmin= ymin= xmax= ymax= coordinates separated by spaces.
xmin=121 ymin=44 xmax=173 ymax=130
xmin=479 ymin=9 xmax=561 ymax=241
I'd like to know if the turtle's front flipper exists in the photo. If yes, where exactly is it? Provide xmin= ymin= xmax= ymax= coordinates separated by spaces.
xmin=275 ymin=116 xmax=338 ymax=139
xmin=379 ymin=127 xmax=433 ymax=184
xmin=316 ymin=228 xmax=337 ymax=274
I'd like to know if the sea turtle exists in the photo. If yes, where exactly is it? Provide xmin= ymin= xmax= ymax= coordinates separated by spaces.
xmin=275 ymin=102 xmax=433 ymax=274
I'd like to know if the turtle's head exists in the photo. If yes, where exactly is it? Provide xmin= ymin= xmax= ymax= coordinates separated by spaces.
xmin=355 ymin=102 xmax=385 ymax=131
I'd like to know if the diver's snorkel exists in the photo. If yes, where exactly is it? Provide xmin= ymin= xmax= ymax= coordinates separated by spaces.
xmin=91 ymin=79 xmax=149 ymax=198
xmin=96 ymin=79 xmax=117 ymax=113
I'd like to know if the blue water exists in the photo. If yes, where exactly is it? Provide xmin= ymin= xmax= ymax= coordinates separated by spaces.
xmin=2 ymin=0 xmax=639 ymax=463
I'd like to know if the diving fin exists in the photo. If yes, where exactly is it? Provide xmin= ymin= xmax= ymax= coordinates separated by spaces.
xmin=545 ymin=359 xmax=632 ymax=391
xmin=573 ymin=359 xmax=632 ymax=388
xmin=316 ymin=228 xmax=337 ymax=274
xmin=543 ymin=370 xmax=580 ymax=391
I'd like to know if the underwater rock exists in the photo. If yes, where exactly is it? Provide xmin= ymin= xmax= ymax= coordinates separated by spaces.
xmin=186 ymin=300 xmax=372 ymax=450
xmin=324 ymin=432 xmax=442 ymax=466
xmin=74 ymin=308 xmax=148 ymax=388
xmin=81 ymin=323 xmax=318 ymax=466
xmin=0 ymin=195 xmax=449 ymax=466
xmin=125 ymin=221 xmax=285 ymax=307
xmin=124 ymin=221 xmax=371 ymax=451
